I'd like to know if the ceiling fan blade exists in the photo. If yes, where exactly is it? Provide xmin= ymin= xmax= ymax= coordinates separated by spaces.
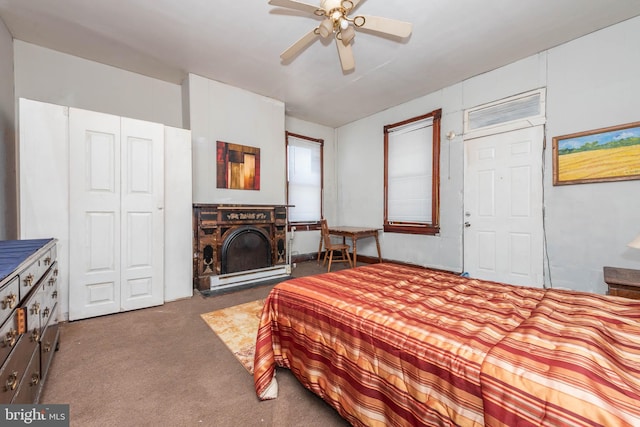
xmin=349 ymin=0 xmax=366 ymax=11
xmin=268 ymin=0 xmax=320 ymax=15
xmin=357 ymin=15 xmax=412 ymax=38
xmin=335 ymin=38 xmax=355 ymax=72
xmin=281 ymin=28 xmax=319 ymax=61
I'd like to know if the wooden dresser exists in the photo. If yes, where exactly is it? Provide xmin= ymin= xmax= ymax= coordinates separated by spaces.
xmin=0 ymin=238 xmax=60 ymax=403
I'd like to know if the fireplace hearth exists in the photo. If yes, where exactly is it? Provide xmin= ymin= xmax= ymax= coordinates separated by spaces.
xmin=192 ymin=204 xmax=290 ymax=291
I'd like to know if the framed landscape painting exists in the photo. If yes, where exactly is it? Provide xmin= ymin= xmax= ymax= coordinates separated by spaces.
xmin=552 ymin=121 xmax=640 ymax=185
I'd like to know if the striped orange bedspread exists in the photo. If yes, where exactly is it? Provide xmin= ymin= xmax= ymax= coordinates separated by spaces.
xmin=253 ymin=263 xmax=545 ymax=426
xmin=254 ymin=263 xmax=640 ymax=426
xmin=481 ymin=289 xmax=640 ymax=426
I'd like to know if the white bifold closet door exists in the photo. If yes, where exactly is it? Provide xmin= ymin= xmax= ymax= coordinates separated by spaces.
xmin=68 ymin=108 xmax=165 ymax=320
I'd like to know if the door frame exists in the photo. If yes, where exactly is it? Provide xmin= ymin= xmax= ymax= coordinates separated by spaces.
xmin=462 ymin=89 xmax=547 ymax=286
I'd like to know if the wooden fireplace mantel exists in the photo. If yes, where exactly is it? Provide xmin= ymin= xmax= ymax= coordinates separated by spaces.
xmin=192 ymin=204 xmax=289 ymax=291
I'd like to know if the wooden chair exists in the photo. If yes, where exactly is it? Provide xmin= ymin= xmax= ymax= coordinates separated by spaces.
xmin=320 ymin=219 xmax=353 ymax=272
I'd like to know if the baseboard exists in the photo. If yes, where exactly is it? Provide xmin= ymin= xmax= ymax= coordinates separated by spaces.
xmin=292 ymin=252 xmax=380 ymax=265
xmin=198 ymin=275 xmax=291 ymax=297
xmin=209 ymin=265 xmax=291 ymax=290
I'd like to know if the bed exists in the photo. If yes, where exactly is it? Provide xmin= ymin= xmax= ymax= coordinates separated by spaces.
xmin=253 ymin=263 xmax=640 ymax=426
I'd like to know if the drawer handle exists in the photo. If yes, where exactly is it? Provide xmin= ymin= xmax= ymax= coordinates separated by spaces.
xmin=44 ymin=256 xmax=51 ymax=266
xmin=52 ymin=290 xmax=58 ymax=299
xmin=3 ymin=329 xmax=18 ymax=347
xmin=31 ymin=328 xmax=40 ymax=343
xmin=54 ymin=268 xmax=59 ymax=277
xmin=48 ymin=277 xmax=56 ymax=287
xmin=24 ymin=273 xmax=33 ymax=286
xmin=24 ymin=273 xmax=34 ymax=286
xmin=5 ymin=371 xmax=18 ymax=391
xmin=31 ymin=302 xmax=40 ymax=315
xmin=43 ymin=307 xmax=50 ymax=318
xmin=30 ymin=372 xmax=40 ymax=386
xmin=1 ymin=293 xmax=17 ymax=310
xmin=43 ymin=342 xmax=52 ymax=353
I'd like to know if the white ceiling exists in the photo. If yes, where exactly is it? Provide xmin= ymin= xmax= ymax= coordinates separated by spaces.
xmin=1 ymin=0 xmax=640 ymax=128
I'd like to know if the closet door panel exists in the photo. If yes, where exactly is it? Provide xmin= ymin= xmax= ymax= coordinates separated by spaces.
xmin=69 ymin=108 xmax=121 ymax=321
xmin=18 ymin=98 xmax=71 ymax=320
xmin=164 ymin=126 xmax=193 ymax=301
xmin=120 ymin=118 xmax=164 ymax=311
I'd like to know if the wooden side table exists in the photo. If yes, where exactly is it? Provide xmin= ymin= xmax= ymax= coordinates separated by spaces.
xmin=604 ymin=266 xmax=640 ymax=299
xmin=328 ymin=226 xmax=382 ymax=266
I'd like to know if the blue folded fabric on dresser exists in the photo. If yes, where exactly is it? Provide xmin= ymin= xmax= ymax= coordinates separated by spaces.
xmin=0 ymin=238 xmax=53 ymax=282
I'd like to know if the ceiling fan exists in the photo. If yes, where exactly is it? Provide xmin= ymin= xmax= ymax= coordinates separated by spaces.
xmin=268 ymin=0 xmax=412 ymax=72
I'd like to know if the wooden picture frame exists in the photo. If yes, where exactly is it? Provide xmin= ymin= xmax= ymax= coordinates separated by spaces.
xmin=552 ymin=121 xmax=640 ymax=185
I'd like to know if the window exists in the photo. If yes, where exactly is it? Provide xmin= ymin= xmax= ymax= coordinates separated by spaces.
xmin=286 ymin=132 xmax=323 ymax=230
xmin=464 ymin=88 xmax=546 ymax=139
xmin=384 ymin=109 xmax=441 ymax=235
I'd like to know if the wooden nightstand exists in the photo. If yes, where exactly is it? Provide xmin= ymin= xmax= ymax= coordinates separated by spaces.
xmin=604 ymin=266 xmax=640 ymax=299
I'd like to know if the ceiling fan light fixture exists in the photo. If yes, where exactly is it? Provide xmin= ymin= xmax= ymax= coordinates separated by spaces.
xmin=270 ymin=0 xmax=413 ymax=71
xmin=319 ymin=18 xmax=333 ymax=38
xmin=340 ymin=25 xmax=355 ymax=45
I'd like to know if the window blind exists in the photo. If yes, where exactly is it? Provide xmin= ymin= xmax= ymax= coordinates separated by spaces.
xmin=287 ymin=136 xmax=321 ymax=222
xmin=387 ymin=121 xmax=433 ymax=223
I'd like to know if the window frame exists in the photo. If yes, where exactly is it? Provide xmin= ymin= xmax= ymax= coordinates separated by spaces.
xmin=285 ymin=131 xmax=324 ymax=232
xmin=383 ymin=109 xmax=441 ymax=235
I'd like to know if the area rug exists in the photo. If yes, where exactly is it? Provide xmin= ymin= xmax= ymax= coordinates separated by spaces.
xmin=200 ymin=299 xmax=265 ymax=374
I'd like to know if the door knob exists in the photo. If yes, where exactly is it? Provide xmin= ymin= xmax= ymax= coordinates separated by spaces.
xmin=464 ymin=222 xmax=471 ymax=228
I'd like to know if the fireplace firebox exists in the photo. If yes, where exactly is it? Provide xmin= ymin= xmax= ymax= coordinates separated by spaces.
xmin=192 ymin=204 xmax=290 ymax=291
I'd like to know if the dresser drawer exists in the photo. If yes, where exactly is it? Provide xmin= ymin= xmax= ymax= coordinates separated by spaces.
xmin=19 ymin=260 xmax=40 ymax=300
xmin=18 ymin=246 xmax=57 ymax=301
xmin=608 ymin=286 xmax=640 ymax=300
xmin=0 ymin=276 xmax=19 ymax=326
xmin=25 ymin=293 xmax=43 ymax=343
xmin=40 ymin=312 xmax=59 ymax=384
xmin=0 ymin=332 xmax=37 ymax=404
xmin=11 ymin=343 xmax=40 ymax=404
xmin=38 ymin=262 xmax=58 ymax=330
xmin=0 ymin=309 xmax=20 ymax=367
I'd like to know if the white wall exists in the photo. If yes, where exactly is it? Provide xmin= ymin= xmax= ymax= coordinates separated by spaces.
xmin=544 ymin=16 xmax=640 ymax=293
xmin=335 ymin=16 xmax=640 ymax=293
xmin=284 ymin=116 xmax=337 ymax=259
xmin=13 ymin=41 xmax=183 ymax=128
xmin=336 ymin=82 xmax=482 ymax=271
xmin=0 ymin=18 xmax=15 ymax=240
xmin=188 ymin=73 xmax=286 ymax=205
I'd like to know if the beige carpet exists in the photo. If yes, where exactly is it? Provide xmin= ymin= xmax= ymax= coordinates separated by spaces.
xmin=200 ymin=299 xmax=265 ymax=374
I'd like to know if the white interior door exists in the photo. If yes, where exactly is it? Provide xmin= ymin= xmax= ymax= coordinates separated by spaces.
xmin=120 ymin=118 xmax=164 ymax=311
xmin=69 ymin=109 xmax=164 ymax=320
xmin=69 ymin=108 xmax=122 ymax=320
xmin=463 ymin=126 xmax=544 ymax=287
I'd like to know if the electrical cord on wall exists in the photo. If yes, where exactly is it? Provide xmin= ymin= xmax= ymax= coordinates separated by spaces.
xmin=541 ymin=128 xmax=553 ymax=289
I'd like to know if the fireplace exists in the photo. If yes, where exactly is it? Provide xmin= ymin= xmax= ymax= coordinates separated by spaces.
xmin=192 ymin=204 xmax=290 ymax=291
xmin=221 ymin=226 xmax=271 ymax=274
